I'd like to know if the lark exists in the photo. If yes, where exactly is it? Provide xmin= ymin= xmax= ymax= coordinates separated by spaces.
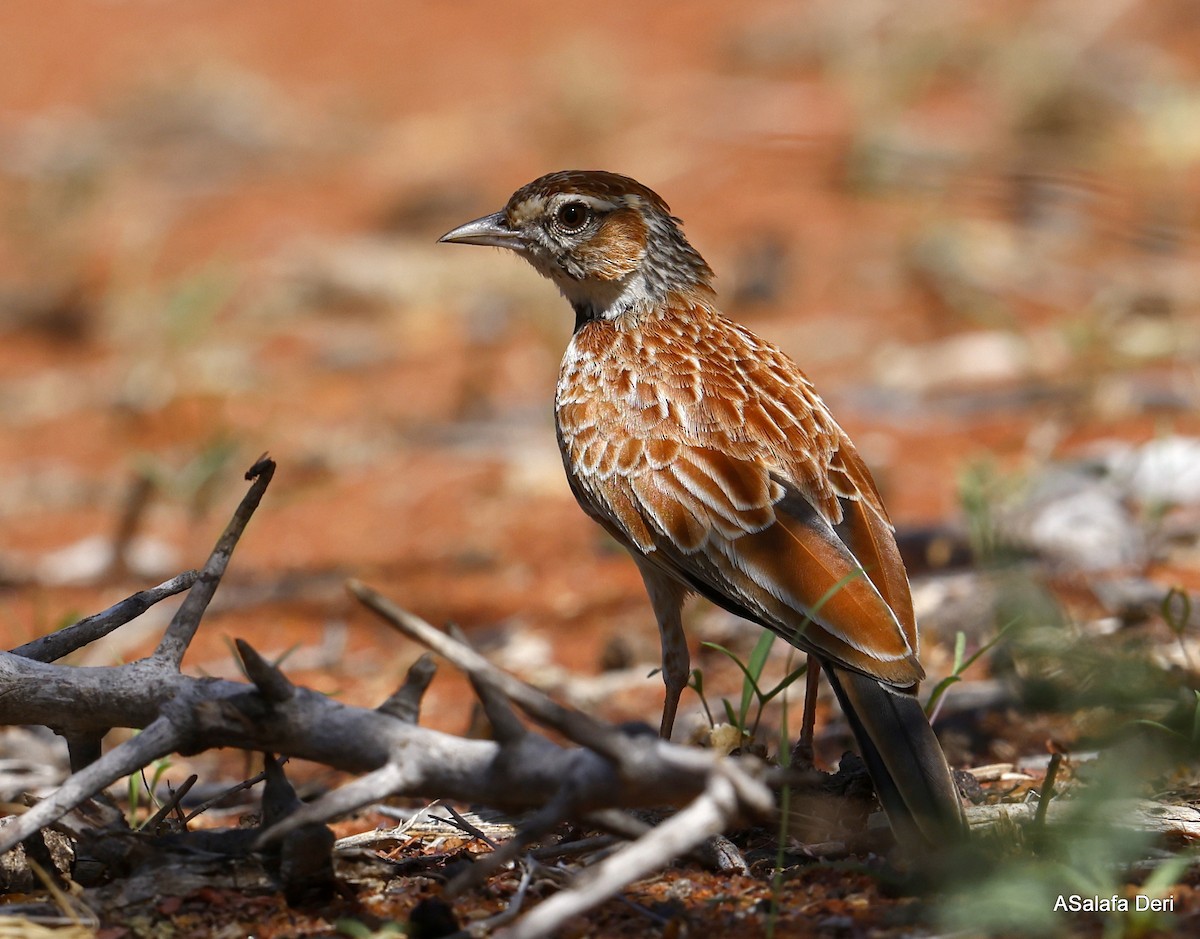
xmin=441 ymin=170 xmax=965 ymax=847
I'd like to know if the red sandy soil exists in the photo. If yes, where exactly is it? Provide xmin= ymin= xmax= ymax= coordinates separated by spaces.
xmin=2 ymin=2 xmax=1200 ymax=933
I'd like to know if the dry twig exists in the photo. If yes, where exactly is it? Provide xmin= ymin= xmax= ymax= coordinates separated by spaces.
xmin=0 ymin=457 xmax=776 ymax=934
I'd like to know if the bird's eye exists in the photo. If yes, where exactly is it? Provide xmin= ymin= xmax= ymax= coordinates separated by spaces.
xmin=555 ymin=201 xmax=590 ymax=231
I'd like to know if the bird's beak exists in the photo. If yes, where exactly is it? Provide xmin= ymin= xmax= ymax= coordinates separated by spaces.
xmin=438 ymin=211 xmax=522 ymax=250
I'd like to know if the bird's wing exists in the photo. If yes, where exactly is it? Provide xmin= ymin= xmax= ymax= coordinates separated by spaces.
xmin=558 ymin=316 xmax=923 ymax=687
xmin=565 ymin=437 xmax=922 ymax=686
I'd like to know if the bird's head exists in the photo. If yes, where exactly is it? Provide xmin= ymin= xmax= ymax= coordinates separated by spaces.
xmin=439 ymin=170 xmax=714 ymax=325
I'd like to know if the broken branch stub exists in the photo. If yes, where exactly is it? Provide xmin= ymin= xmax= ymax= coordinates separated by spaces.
xmin=153 ymin=455 xmax=275 ymax=668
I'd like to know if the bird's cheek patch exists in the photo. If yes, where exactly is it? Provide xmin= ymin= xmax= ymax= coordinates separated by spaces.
xmin=582 ymin=212 xmax=648 ymax=281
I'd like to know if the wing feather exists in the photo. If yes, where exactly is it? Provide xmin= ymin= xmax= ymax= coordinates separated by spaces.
xmin=829 ymin=450 xmax=919 ymax=651
xmin=556 ymin=309 xmax=923 ymax=687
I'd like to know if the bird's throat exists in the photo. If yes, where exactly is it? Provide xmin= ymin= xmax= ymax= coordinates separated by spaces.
xmin=563 ymin=271 xmax=654 ymax=331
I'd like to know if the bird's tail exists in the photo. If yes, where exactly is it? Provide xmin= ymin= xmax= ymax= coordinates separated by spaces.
xmin=825 ymin=665 xmax=967 ymax=850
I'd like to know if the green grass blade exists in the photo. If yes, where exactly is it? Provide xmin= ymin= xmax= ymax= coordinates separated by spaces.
xmin=923 ymin=674 xmax=961 ymax=718
xmin=702 ymin=641 xmax=767 ymax=706
xmin=952 ymin=630 xmax=967 ymax=672
xmin=742 ymin=631 xmax=777 ymax=721
xmin=761 ymin=663 xmax=809 ymax=704
xmin=722 ymin=698 xmax=739 ymax=727
xmin=925 ymin=619 xmax=1018 ymax=717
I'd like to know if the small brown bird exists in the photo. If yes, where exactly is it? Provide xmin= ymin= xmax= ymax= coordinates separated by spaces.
xmin=440 ymin=170 xmax=965 ymax=848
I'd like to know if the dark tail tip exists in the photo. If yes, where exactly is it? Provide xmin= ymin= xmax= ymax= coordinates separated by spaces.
xmin=826 ymin=665 xmax=968 ymax=851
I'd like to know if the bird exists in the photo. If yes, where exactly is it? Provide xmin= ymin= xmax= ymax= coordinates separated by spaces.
xmin=439 ymin=170 xmax=966 ymax=848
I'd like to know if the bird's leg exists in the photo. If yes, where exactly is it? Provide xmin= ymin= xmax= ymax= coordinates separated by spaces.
xmin=657 ymin=606 xmax=689 ymax=740
xmin=791 ymin=655 xmax=821 ymax=768
xmin=635 ymin=560 xmax=690 ymax=740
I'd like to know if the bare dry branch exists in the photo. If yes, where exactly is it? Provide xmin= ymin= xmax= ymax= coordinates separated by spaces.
xmin=2 ymin=718 xmax=184 ymax=852
xmin=110 ymin=471 xmax=156 ymax=580
xmin=10 ymin=571 xmax=199 ymax=663
xmin=497 ymin=766 xmax=752 ymax=939
xmin=964 ymin=799 xmax=1200 ymax=838
xmin=347 ymin=580 xmax=632 ymax=762
xmin=1 ymin=624 xmax=774 ymax=862
xmin=153 ymin=456 xmax=275 ymax=668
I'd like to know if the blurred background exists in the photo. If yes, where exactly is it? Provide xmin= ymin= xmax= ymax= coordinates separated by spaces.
xmin=2 ymin=0 xmax=1199 ymax=758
